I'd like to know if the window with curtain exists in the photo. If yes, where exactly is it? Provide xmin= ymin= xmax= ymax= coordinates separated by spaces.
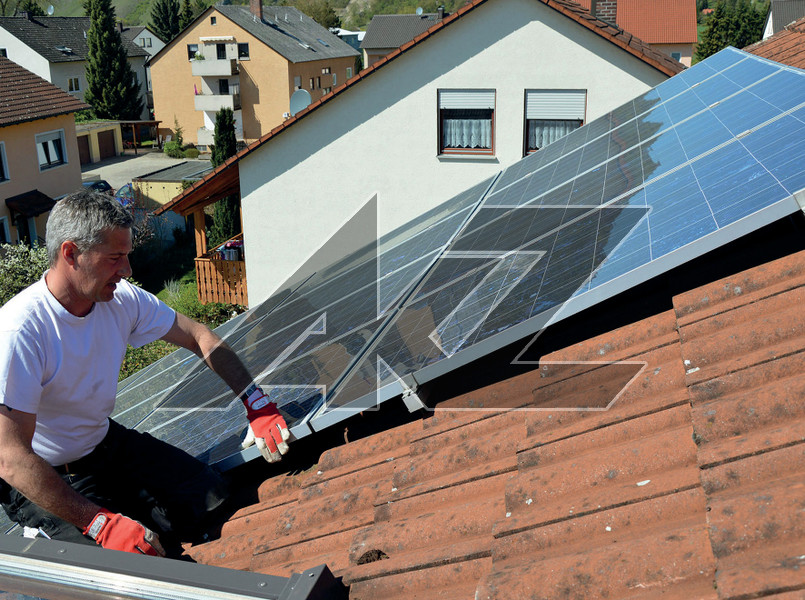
xmin=0 ymin=142 xmax=8 ymax=182
xmin=438 ymin=89 xmax=495 ymax=155
xmin=36 ymin=130 xmax=66 ymax=170
xmin=524 ymin=89 xmax=586 ymax=155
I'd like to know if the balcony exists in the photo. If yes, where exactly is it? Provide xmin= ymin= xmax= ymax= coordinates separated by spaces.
xmin=194 ymin=92 xmax=241 ymax=112
xmin=191 ymin=58 xmax=239 ymax=77
xmin=197 ymin=127 xmax=214 ymax=146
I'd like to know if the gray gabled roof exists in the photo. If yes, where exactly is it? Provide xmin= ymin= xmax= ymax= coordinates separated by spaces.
xmin=361 ymin=13 xmax=446 ymax=49
xmin=216 ymin=4 xmax=359 ymax=63
xmin=0 ymin=16 xmax=148 ymax=63
xmin=767 ymin=0 xmax=805 ymax=34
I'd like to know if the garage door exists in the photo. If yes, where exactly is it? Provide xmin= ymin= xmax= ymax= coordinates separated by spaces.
xmin=98 ymin=130 xmax=116 ymax=160
xmin=77 ymin=135 xmax=91 ymax=164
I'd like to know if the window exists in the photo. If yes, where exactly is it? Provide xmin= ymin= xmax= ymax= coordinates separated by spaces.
xmin=323 ymin=87 xmax=331 ymax=94
xmin=346 ymin=67 xmax=352 ymax=79
xmin=0 ymin=142 xmax=9 ymax=183
xmin=0 ymin=217 xmax=9 ymax=244
xmin=524 ymin=89 xmax=585 ymax=154
xmin=216 ymin=43 xmax=226 ymax=60
xmin=0 ymin=48 xmax=6 ymax=58
xmin=332 ymin=73 xmax=336 ymax=86
xmin=36 ymin=130 xmax=66 ymax=170
xmin=438 ymin=89 xmax=495 ymax=155
xmin=322 ymin=66 xmax=330 ymax=74
xmin=294 ymin=76 xmax=301 ymax=89
xmin=309 ymin=78 xmax=314 ymax=90
xmin=141 ymin=37 xmax=152 ymax=48
xmin=218 ymin=79 xmax=229 ymax=95
xmin=210 ymin=16 xmax=217 ymax=25
xmin=68 ymin=77 xmax=80 ymax=92
xmin=237 ymin=43 xmax=249 ymax=59
xmin=187 ymin=44 xmax=198 ymax=60
xmin=671 ymin=51 xmax=682 ymax=61
xmin=316 ymin=76 xmax=320 ymax=88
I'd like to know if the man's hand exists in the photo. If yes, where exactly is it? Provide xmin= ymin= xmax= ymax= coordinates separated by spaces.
xmin=241 ymin=387 xmax=290 ymax=463
xmin=84 ymin=508 xmax=165 ymax=556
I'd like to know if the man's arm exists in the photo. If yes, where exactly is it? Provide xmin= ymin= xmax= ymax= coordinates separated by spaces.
xmin=160 ymin=313 xmax=290 ymax=462
xmin=0 ymin=406 xmax=99 ymax=529
xmin=161 ymin=313 xmax=253 ymax=397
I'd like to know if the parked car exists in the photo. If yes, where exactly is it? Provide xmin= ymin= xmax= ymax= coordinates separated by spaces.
xmin=82 ymin=180 xmax=114 ymax=195
xmin=114 ymin=183 xmax=135 ymax=207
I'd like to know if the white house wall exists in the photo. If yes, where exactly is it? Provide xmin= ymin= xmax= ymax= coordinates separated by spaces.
xmin=0 ymin=31 xmax=50 ymax=80
xmin=49 ymin=61 xmax=89 ymax=103
xmin=239 ymin=0 xmax=670 ymax=304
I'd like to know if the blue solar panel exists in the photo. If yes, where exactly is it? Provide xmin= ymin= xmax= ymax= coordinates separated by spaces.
xmin=115 ymin=48 xmax=805 ymax=464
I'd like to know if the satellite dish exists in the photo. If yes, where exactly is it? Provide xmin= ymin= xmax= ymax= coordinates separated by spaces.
xmin=47 ymin=4 xmax=54 ymax=14
xmin=415 ymin=7 xmax=423 ymax=15
xmin=289 ymin=89 xmax=312 ymax=116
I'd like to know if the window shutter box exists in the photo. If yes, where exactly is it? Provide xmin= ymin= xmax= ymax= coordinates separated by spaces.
xmin=526 ymin=90 xmax=586 ymax=120
xmin=439 ymin=89 xmax=495 ymax=109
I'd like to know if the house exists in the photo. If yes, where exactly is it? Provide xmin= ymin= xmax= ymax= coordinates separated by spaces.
xmin=0 ymin=56 xmax=87 ymax=245
xmin=120 ymin=24 xmax=167 ymax=110
xmin=0 ymin=15 xmax=150 ymax=119
xmin=748 ymin=14 xmax=805 ymax=68
xmin=333 ymin=27 xmax=366 ymax=54
xmin=157 ymin=0 xmax=683 ymax=306
xmin=148 ymin=1 xmax=360 ymax=148
xmin=360 ymin=8 xmax=448 ymax=67
xmin=762 ymin=0 xmax=805 ymax=39
xmin=576 ymin=0 xmax=698 ymax=65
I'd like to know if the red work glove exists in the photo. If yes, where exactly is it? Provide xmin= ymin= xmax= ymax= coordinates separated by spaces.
xmin=83 ymin=508 xmax=165 ymax=556
xmin=240 ymin=385 xmax=290 ymax=463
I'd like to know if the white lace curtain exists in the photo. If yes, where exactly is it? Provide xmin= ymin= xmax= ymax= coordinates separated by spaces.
xmin=442 ymin=117 xmax=492 ymax=149
xmin=527 ymin=119 xmax=581 ymax=151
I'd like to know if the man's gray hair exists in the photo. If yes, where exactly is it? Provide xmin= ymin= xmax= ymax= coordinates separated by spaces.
xmin=46 ymin=189 xmax=134 ymax=266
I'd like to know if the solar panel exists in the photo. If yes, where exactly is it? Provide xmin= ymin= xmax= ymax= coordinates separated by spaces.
xmin=311 ymin=48 xmax=805 ymax=427
xmin=114 ymin=48 xmax=805 ymax=466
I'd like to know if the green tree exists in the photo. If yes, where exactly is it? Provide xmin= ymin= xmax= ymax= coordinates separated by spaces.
xmin=0 ymin=244 xmax=49 ymax=306
xmin=696 ymin=0 xmax=766 ymax=60
xmin=294 ymin=0 xmax=341 ymax=28
xmin=83 ymin=0 xmax=143 ymax=119
xmin=208 ymin=107 xmax=240 ymax=247
xmin=179 ymin=0 xmax=193 ymax=29
xmin=16 ymin=0 xmax=45 ymax=15
xmin=150 ymin=0 xmax=180 ymax=42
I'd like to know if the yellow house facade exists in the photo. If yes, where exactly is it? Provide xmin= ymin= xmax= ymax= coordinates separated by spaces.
xmin=0 ymin=57 xmax=86 ymax=245
xmin=150 ymin=2 xmax=360 ymax=147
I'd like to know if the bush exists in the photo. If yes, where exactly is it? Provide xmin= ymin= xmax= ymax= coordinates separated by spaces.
xmin=0 ymin=244 xmax=50 ymax=306
xmin=183 ymin=148 xmax=200 ymax=159
xmin=163 ymin=140 xmax=184 ymax=158
xmin=119 ymin=339 xmax=178 ymax=381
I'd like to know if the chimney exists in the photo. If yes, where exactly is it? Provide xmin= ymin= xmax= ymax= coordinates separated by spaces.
xmin=20 ymin=11 xmax=32 ymax=20
xmin=117 ymin=21 xmax=124 ymax=32
xmin=437 ymin=5 xmax=445 ymax=19
xmin=592 ymin=0 xmax=617 ymax=24
xmin=250 ymin=0 xmax=263 ymax=21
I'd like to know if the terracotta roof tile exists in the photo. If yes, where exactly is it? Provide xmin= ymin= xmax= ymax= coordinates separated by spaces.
xmin=576 ymin=0 xmax=698 ymax=43
xmin=745 ymin=15 xmax=805 ymax=69
xmin=183 ymin=242 xmax=805 ymax=599
xmin=0 ymin=56 xmax=88 ymax=126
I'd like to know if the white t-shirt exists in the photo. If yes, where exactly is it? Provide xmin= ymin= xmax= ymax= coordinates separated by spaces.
xmin=0 ymin=276 xmax=176 ymax=465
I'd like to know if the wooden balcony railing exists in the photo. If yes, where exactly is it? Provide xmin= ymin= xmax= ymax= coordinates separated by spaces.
xmin=195 ymin=233 xmax=247 ymax=305
xmin=195 ymin=257 xmax=247 ymax=305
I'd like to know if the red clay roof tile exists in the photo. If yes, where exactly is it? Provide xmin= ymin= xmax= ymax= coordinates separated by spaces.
xmin=576 ymin=0 xmax=698 ymax=43
xmin=184 ymin=243 xmax=805 ymax=599
xmin=745 ymin=15 xmax=805 ymax=69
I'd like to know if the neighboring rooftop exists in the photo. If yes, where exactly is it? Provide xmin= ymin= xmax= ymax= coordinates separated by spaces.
xmin=0 ymin=55 xmax=88 ymax=126
xmin=361 ymin=11 xmax=448 ymax=50
xmin=577 ymin=0 xmax=698 ymax=43
xmin=134 ymin=160 xmax=214 ymax=182
xmin=184 ymin=218 xmax=805 ymax=598
xmin=765 ymin=0 xmax=805 ymax=37
xmin=0 ymin=16 xmax=148 ymax=62
xmin=215 ymin=4 xmax=359 ymax=63
xmin=747 ymin=14 xmax=805 ymax=68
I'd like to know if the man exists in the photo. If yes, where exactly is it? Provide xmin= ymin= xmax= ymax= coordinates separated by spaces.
xmin=0 ymin=191 xmax=289 ymax=557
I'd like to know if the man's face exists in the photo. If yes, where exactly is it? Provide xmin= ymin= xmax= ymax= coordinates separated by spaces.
xmin=73 ymin=227 xmax=133 ymax=304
